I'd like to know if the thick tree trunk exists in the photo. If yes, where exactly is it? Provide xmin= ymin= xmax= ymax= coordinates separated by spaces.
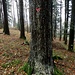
xmin=19 ymin=0 xmax=26 ymax=39
xmin=2 ymin=0 xmax=10 ymax=35
xmin=68 ymin=0 xmax=75 ymax=51
xmin=28 ymin=0 xmax=53 ymax=75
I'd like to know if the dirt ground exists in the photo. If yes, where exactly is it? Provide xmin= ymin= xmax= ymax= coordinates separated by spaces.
xmin=0 ymin=29 xmax=75 ymax=75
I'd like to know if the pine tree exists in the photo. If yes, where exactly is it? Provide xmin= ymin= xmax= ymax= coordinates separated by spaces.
xmin=2 ymin=0 xmax=10 ymax=35
xmin=19 ymin=0 xmax=26 ymax=39
xmin=68 ymin=0 xmax=75 ymax=51
xmin=28 ymin=0 xmax=53 ymax=74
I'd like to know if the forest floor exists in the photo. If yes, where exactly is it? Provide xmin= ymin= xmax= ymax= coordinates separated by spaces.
xmin=0 ymin=29 xmax=75 ymax=75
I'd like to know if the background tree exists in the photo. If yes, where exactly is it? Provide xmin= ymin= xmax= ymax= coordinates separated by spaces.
xmin=29 ymin=0 xmax=33 ymax=32
xmin=53 ymin=0 xmax=58 ymax=39
xmin=68 ymin=0 xmax=75 ymax=51
xmin=28 ymin=0 xmax=53 ymax=74
xmin=19 ymin=0 xmax=26 ymax=39
xmin=2 ymin=0 xmax=10 ymax=35
xmin=7 ymin=0 xmax=12 ymax=26
xmin=15 ymin=0 xmax=20 ymax=30
xmin=64 ymin=0 xmax=69 ymax=44
xmin=59 ymin=0 xmax=62 ymax=41
xmin=0 ymin=0 xmax=3 ymax=28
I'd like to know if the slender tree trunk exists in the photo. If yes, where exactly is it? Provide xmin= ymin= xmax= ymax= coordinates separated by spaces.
xmin=29 ymin=0 xmax=33 ymax=32
xmin=2 ymin=0 xmax=10 ymax=35
xmin=28 ymin=0 xmax=53 ymax=74
xmin=51 ymin=0 xmax=53 ymax=41
xmin=0 ymin=0 xmax=2 ymax=28
xmin=19 ymin=0 xmax=26 ymax=39
xmin=63 ymin=0 xmax=67 ymax=41
xmin=64 ymin=0 xmax=69 ymax=44
xmin=68 ymin=0 xmax=75 ymax=51
xmin=16 ymin=0 xmax=20 ymax=30
xmin=59 ymin=1 xmax=62 ymax=41
xmin=54 ymin=16 xmax=57 ymax=39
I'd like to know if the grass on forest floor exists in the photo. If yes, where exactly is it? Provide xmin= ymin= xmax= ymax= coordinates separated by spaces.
xmin=0 ymin=29 xmax=75 ymax=75
xmin=53 ymin=39 xmax=75 ymax=75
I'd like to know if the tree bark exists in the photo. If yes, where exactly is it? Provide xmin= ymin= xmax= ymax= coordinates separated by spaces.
xmin=28 ymin=0 xmax=53 ymax=74
xmin=59 ymin=1 xmax=62 ymax=41
xmin=68 ymin=0 xmax=75 ymax=51
xmin=64 ymin=0 xmax=69 ymax=44
xmin=19 ymin=0 xmax=26 ymax=39
xmin=0 ymin=0 xmax=2 ymax=28
xmin=2 ymin=0 xmax=10 ymax=35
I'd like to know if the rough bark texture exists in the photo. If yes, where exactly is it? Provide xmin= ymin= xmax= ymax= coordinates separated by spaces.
xmin=28 ymin=0 xmax=53 ymax=75
xmin=2 ymin=0 xmax=10 ymax=35
xmin=68 ymin=0 xmax=75 ymax=51
xmin=19 ymin=0 xmax=26 ymax=39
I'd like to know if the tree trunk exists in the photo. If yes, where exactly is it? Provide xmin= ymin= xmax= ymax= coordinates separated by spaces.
xmin=54 ymin=16 xmax=57 ymax=39
xmin=64 ymin=0 xmax=69 ymax=44
xmin=15 ymin=0 xmax=20 ymax=30
xmin=68 ymin=0 xmax=75 ymax=51
xmin=28 ymin=0 xmax=53 ymax=74
xmin=0 ymin=0 xmax=2 ymax=28
xmin=51 ymin=0 xmax=53 ymax=41
xmin=19 ymin=0 xmax=26 ymax=39
xmin=29 ymin=0 xmax=33 ymax=32
xmin=2 ymin=0 xmax=10 ymax=35
xmin=59 ymin=1 xmax=62 ymax=41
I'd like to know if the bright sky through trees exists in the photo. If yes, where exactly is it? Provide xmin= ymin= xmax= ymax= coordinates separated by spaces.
xmin=11 ymin=0 xmax=29 ymax=27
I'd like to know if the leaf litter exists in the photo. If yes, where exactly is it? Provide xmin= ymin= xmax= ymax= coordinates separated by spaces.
xmin=0 ymin=29 xmax=75 ymax=75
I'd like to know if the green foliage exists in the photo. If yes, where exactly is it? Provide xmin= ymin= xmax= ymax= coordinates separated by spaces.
xmin=52 ymin=55 xmax=63 ymax=75
xmin=53 ymin=55 xmax=63 ymax=60
xmin=2 ymin=59 xmax=21 ymax=68
xmin=53 ymin=66 xmax=63 ymax=75
xmin=24 ymin=40 xmax=29 ymax=45
xmin=2 ymin=63 xmax=9 ymax=68
xmin=2 ymin=53 xmax=9 ymax=57
xmin=19 ymin=62 xmax=33 ymax=75
xmin=11 ymin=59 xmax=21 ymax=66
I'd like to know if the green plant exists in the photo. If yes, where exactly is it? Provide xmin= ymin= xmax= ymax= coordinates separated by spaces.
xmin=53 ymin=55 xmax=63 ymax=60
xmin=24 ymin=40 xmax=29 ymax=45
xmin=2 ymin=53 xmax=9 ymax=57
xmin=19 ymin=62 xmax=33 ymax=75
xmin=11 ymin=59 xmax=21 ymax=66
xmin=2 ymin=59 xmax=21 ymax=68
xmin=2 ymin=63 xmax=9 ymax=68
xmin=52 ymin=55 xmax=63 ymax=75
xmin=53 ymin=66 xmax=63 ymax=75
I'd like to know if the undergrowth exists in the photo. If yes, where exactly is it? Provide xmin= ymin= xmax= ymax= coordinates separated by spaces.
xmin=19 ymin=62 xmax=33 ymax=75
xmin=2 ymin=59 xmax=21 ymax=68
xmin=53 ymin=55 xmax=63 ymax=75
